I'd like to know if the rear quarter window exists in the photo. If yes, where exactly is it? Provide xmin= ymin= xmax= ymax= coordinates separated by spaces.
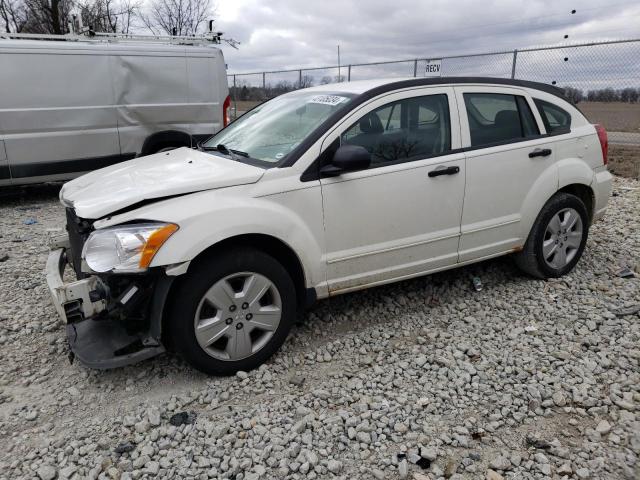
xmin=534 ymin=99 xmax=572 ymax=134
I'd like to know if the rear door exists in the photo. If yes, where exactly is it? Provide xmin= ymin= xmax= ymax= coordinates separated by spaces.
xmin=454 ymin=86 xmax=558 ymax=262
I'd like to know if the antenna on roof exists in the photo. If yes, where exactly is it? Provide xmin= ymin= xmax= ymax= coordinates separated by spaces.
xmin=208 ymin=19 xmax=240 ymax=50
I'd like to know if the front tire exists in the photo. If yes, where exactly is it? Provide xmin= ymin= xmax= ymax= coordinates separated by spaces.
xmin=514 ymin=192 xmax=589 ymax=279
xmin=167 ymin=248 xmax=297 ymax=375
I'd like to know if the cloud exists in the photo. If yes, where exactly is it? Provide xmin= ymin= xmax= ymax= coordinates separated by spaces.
xmin=216 ymin=0 xmax=640 ymax=75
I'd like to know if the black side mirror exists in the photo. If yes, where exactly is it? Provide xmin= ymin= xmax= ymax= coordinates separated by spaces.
xmin=320 ymin=145 xmax=371 ymax=177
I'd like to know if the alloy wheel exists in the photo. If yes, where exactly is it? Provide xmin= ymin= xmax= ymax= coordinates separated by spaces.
xmin=193 ymin=272 xmax=282 ymax=361
xmin=542 ymin=207 xmax=583 ymax=269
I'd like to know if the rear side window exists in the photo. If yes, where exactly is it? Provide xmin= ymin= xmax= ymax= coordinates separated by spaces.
xmin=341 ymin=94 xmax=451 ymax=167
xmin=464 ymin=93 xmax=540 ymax=147
xmin=534 ymin=99 xmax=572 ymax=134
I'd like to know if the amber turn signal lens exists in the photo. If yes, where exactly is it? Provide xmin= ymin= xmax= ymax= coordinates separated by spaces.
xmin=139 ymin=224 xmax=179 ymax=268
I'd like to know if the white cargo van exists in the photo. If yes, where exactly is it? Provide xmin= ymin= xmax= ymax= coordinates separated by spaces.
xmin=0 ymin=35 xmax=229 ymax=186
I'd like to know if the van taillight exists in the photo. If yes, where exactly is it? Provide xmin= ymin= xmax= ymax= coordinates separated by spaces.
xmin=595 ymin=124 xmax=608 ymax=165
xmin=223 ymin=95 xmax=231 ymax=128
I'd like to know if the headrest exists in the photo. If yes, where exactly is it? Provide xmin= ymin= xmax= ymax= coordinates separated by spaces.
xmin=494 ymin=109 xmax=520 ymax=127
xmin=359 ymin=113 xmax=384 ymax=134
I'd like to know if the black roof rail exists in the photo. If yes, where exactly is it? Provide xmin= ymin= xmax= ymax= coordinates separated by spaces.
xmin=364 ymin=76 xmax=572 ymax=104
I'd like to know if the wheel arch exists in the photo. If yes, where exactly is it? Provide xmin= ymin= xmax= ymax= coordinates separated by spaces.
xmin=139 ymin=130 xmax=192 ymax=156
xmin=175 ymin=233 xmax=313 ymax=310
xmin=557 ymin=183 xmax=595 ymax=222
xmin=520 ymin=156 xmax=597 ymax=242
xmin=520 ymin=179 xmax=595 ymax=249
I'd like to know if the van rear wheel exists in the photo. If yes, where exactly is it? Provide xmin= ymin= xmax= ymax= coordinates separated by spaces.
xmin=514 ymin=192 xmax=589 ymax=279
xmin=167 ymin=247 xmax=296 ymax=375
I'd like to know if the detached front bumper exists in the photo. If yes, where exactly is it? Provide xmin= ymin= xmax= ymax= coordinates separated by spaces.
xmin=45 ymin=245 xmax=167 ymax=369
xmin=46 ymin=247 xmax=107 ymax=323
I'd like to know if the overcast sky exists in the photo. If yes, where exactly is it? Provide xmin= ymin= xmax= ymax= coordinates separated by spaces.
xmin=214 ymin=0 xmax=640 ymax=74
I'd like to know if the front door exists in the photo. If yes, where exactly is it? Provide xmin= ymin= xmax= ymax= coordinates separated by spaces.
xmin=319 ymin=88 xmax=466 ymax=294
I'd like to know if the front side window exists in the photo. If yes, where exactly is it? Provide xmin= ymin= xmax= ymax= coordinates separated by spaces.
xmin=203 ymin=91 xmax=354 ymax=164
xmin=464 ymin=93 xmax=540 ymax=147
xmin=534 ymin=99 xmax=571 ymax=134
xmin=341 ymin=94 xmax=451 ymax=167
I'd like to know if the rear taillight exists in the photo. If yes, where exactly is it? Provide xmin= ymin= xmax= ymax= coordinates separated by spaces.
xmin=222 ymin=95 xmax=231 ymax=128
xmin=594 ymin=124 xmax=608 ymax=165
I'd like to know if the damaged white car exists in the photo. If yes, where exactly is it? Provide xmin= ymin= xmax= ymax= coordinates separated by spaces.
xmin=46 ymin=77 xmax=612 ymax=375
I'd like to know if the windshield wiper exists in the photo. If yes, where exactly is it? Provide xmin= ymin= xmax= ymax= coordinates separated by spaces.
xmin=200 ymin=143 xmax=226 ymax=152
xmin=201 ymin=144 xmax=250 ymax=158
xmin=228 ymin=148 xmax=249 ymax=157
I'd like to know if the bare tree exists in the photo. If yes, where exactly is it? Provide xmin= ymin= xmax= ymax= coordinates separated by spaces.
xmin=77 ymin=0 xmax=139 ymax=33
xmin=1 ymin=0 xmax=141 ymax=34
xmin=563 ymin=86 xmax=583 ymax=104
xmin=299 ymin=75 xmax=314 ymax=88
xmin=19 ymin=0 xmax=74 ymax=33
xmin=1 ymin=0 xmax=27 ymax=32
xmin=141 ymin=0 xmax=214 ymax=36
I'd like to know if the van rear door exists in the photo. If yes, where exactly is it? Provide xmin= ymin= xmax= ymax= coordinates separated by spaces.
xmin=186 ymin=48 xmax=222 ymax=140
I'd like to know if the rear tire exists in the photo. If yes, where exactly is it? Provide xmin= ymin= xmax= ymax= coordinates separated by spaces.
xmin=167 ymin=247 xmax=297 ymax=375
xmin=514 ymin=192 xmax=589 ymax=279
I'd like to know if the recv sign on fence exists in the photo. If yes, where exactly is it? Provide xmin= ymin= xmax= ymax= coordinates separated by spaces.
xmin=425 ymin=59 xmax=442 ymax=77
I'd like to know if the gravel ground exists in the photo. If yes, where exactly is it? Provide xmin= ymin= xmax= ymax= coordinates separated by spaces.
xmin=0 ymin=177 xmax=638 ymax=480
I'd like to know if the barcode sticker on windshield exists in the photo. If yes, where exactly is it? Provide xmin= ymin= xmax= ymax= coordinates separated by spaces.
xmin=309 ymin=95 xmax=348 ymax=106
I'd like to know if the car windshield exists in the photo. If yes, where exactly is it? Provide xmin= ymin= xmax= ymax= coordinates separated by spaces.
xmin=203 ymin=91 xmax=355 ymax=164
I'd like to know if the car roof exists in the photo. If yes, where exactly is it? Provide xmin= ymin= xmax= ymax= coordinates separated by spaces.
xmin=304 ymin=76 xmax=571 ymax=104
xmin=304 ymin=78 xmax=412 ymax=94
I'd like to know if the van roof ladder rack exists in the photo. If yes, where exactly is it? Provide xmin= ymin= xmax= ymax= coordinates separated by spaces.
xmin=0 ymin=31 xmax=228 ymax=46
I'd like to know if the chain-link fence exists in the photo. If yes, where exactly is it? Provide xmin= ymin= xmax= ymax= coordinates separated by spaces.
xmin=228 ymin=38 xmax=640 ymax=170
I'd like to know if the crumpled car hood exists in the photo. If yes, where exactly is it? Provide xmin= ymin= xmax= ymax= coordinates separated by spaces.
xmin=60 ymin=147 xmax=265 ymax=219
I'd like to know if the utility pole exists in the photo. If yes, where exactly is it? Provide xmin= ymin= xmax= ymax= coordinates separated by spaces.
xmin=337 ymin=45 xmax=341 ymax=81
